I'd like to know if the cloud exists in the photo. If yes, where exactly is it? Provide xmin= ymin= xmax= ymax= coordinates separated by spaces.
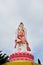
xmin=0 ymin=0 xmax=43 ymax=63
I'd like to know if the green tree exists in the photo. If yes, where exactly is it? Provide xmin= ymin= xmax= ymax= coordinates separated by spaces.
xmin=0 ymin=51 xmax=9 ymax=65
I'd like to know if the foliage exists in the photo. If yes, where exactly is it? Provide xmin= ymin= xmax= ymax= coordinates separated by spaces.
xmin=0 ymin=51 xmax=9 ymax=65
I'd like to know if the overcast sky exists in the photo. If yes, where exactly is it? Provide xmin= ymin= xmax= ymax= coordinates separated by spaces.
xmin=0 ymin=0 xmax=43 ymax=64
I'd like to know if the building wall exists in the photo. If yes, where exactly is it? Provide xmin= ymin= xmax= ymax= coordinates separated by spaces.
xmin=3 ymin=60 xmax=41 ymax=65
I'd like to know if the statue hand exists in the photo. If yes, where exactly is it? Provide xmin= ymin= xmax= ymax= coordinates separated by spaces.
xmin=14 ymin=45 xmax=16 ymax=48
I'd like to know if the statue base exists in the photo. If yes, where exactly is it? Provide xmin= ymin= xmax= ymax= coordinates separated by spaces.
xmin=10 ymin=52 xmax=34 ymax=62
xmin=3 ymin=60 xmax=41 ymax=65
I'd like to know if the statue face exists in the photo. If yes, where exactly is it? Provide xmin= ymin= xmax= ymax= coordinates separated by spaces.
xmin=19 ymin=22 xmax=24 ymax=27
xmin=20 ymin=24 xmax=23 ymax=28
xmin=18 ymin=23 xmax=23 ymax=30
xmin=19 ymin=26 xmax=23 ymax=31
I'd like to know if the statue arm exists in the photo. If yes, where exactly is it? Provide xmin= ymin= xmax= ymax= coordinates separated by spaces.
xmin=24 ymin=28 xmax=27 ymax=38
xmin=15 ymin=29 xmax=18 ymax=40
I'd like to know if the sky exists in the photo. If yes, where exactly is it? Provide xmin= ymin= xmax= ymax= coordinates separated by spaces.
xmin=0 ymin=0 xmax=43 ymax=64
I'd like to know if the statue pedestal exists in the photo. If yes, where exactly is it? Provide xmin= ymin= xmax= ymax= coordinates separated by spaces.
xmin=10 ymin=52 xmax=34 ymax=62
xmin=3 ymin=60 xmax=41 ymax=65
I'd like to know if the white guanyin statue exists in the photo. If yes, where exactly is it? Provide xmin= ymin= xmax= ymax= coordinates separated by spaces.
xmin=10 ymin=22 xmax=34 ymax=62
xmin=14 ymin=22 xmax=31 ymax=52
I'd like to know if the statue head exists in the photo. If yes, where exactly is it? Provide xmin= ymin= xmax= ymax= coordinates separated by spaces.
xmin=18 ymin=22 xmax=24 ymax=30
xmin=19 ymin=22 xmax=24 ymax=26
xmin=19 ymin=22 xmax=24 ymax=28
